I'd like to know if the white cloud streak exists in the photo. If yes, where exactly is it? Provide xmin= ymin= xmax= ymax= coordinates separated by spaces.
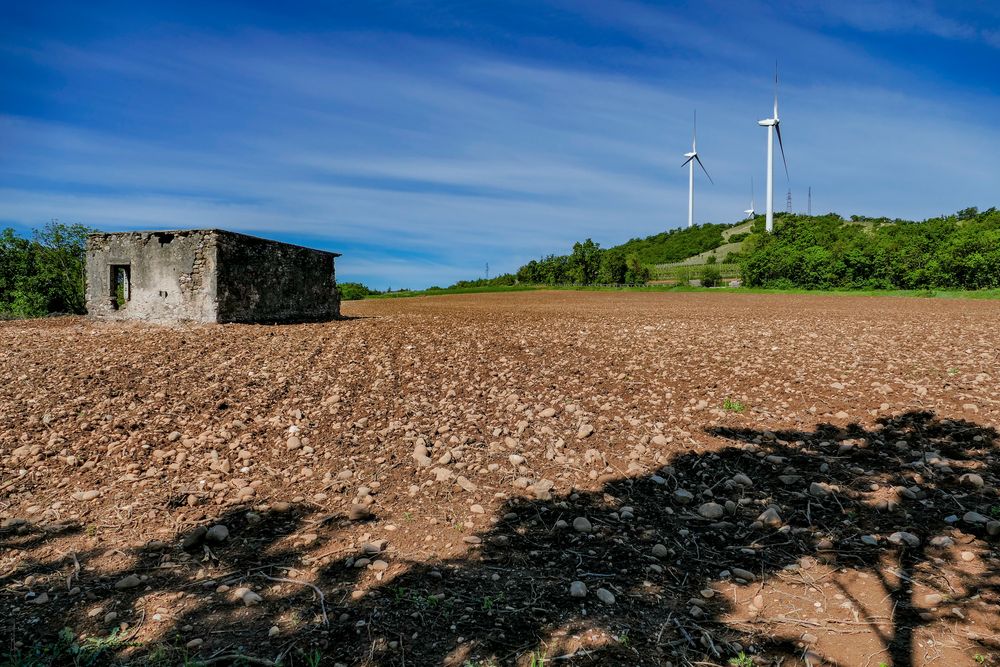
xmin=1 ymin=12 xmax=998 ymax=288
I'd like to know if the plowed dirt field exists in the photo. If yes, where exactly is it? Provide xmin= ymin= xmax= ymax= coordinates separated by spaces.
xmin=2 ymin=290 xmax=999 ymax=666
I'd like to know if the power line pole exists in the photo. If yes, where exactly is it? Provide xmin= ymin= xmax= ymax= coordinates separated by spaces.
xmin=485 ymin=262 xmax=489 ymax=280
xmin=808 ymin=186 xmax=812 ymax=216
xmin=786 ymin=189 xmax=793 ymax=213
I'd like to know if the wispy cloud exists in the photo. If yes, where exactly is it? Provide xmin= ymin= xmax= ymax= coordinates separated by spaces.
xmin=0 ymin=3 xmax=998 ymax=288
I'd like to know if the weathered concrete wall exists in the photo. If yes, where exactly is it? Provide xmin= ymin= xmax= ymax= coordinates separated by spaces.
xmin=215 ymin=231 xmax=340 ymax=323
xmin=86 ymin=231 xmax=219 ymax=323
xmin=86 ymin=229 xmax=340 ymax=324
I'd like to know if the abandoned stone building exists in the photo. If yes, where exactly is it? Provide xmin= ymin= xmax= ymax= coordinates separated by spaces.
xmin=85 ymin=229 xmax=341 ymax=323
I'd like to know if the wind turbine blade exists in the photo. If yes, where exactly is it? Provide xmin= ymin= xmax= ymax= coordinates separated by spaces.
xmin=775 ymin=124 xmax=789 ymax=180
xmin=681 ymin=156 xmax=695 ymax=168
xmin=692 ymin=109 xmax=697 ymax=151
xmin=774 ymin=61 xmax=779 ymax=118
xmin=695 ymin=155 xmax=714 ymax=184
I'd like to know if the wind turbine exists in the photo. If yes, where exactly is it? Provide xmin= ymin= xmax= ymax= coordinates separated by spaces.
xmin=757 ymin=64 xmax=788 ymax=233
xmin=744 ymin=177 xmax=756 ymax=219
xmin=681 ymin=110 xmax=713 ymax=229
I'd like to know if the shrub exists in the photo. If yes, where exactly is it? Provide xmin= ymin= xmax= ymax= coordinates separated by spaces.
xmin=339 ymin=282 xmax=377 ymax=300
xmin=701 ymin=265 xmax=722 ymax=287
xmin=1 ymin=221 xmax=94 ymax=318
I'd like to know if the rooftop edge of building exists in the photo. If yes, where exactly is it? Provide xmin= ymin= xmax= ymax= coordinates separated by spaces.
xmin=86 ymin=228 xmax=342 ymax=257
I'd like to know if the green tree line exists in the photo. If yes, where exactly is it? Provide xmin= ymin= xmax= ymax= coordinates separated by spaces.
xmin=0 ymin=221 xmax=93 ymax=318
xmin=515 ymin=239 xmax=652 ymax=285
xmin=739 ymin=207 xmax=1000 ymax=290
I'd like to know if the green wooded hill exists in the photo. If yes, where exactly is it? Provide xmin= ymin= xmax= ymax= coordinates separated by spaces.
xmin=506 ymin=206 xmax=1000 ymax=291
xmin=740 ymin=207 xmax=1000 ymax=289
xmin=611 ymin=222 xmax=735 ymax=264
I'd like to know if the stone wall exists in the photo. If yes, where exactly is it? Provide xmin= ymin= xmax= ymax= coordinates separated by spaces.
xmin=215 ymin=231 xmax=340 ymax=323
xmin=86 ymin=229 xmax=340 ymax=324
xmin=85 ymin=230 xmax=219 ymax=323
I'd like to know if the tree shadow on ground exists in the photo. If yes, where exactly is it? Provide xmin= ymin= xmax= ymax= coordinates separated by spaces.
xmin=3 ymin=411 xmax=999 ymax=666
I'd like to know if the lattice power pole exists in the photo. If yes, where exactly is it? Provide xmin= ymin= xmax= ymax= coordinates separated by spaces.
xmin=808 ymin=186 xmax=812 ymax=216
xmin=786 ymin=189 xmax=793 ymax=213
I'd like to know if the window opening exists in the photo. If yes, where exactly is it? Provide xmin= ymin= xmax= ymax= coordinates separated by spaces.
xmin=110 ymin=264 xmax=131 ymax=310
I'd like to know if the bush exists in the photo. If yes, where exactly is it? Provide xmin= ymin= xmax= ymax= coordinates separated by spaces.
xmin=701 ymin=265 xmax=722 ymax=287
xmin=339 ymin=282 xmax=377 ymax=300
xmin=737 ymin=208 xmax=1000 ymax=291
xmin=1 ymin=221 xmax=93 ymax=318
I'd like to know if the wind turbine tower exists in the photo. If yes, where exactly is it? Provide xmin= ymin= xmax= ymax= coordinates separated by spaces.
xmin=682 ymin=111 xmax=713 ymax=228
xmin=758 ymin=65 xmax=788 ymax=232
xmin=744 ymin=177 xmax=756 ymax=219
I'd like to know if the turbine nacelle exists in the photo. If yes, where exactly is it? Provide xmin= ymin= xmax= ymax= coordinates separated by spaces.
xmin=757 ymin=118 xmax=777 ymax=127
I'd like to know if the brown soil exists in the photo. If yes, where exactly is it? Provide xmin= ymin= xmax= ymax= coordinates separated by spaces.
xmin=2 ymin=290 xmax=999 ymax=667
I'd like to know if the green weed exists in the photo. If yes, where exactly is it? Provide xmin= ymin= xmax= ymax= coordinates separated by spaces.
xmin=528 ymin=651 xmax=548 ymax=667
xmin=729 ymin=651 xmax=754 ymax=667
xmin=722 ymin=398 xmax=745 ymax=413
xmin=304 ymin=648 xmax=323 ymax=667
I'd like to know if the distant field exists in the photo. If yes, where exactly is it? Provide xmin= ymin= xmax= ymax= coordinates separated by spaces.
xmin=365 ymin=282 xmax=1000 ymax=300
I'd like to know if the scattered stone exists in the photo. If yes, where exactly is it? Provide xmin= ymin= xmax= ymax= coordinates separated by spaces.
xmin=569 ymin=581 xmax=587 ymax=598
xmin=236 ymin=588 xmax=262 ymax=606
xmin=182 ymin=526 xmax=208 ymax=550
xmin=963 ymin=511 xmax=988 ymax=525
xmin=731 ymin=568 xmax=755 ymax=582
xmin=888 ymin=532 xmax=920 ymax=547
xmin=115 ymin=574 xmax=141 ymax=590
xmin=595 ymin=588 xmax=615 ymax=605
xmin=72 ymin=490 xmax=100 ymax=502
xmin=349 ymin=504 xmax=371 ymax=521
xmin=757 ymin=508 xmax=782 ymax=528
xmin=572 ymin=517 xmax=593 ymax=533
xmin=577 ymin=424 xmax=594 ymax=439
xmin=651 ymin=543 xmax=669 ymax=558
xmin=697 ymin=502 xmax=724 ymax=520
xmin=959 ymin=473 xmax=985 ymax=488
xmin=456 ymin=476 xmax=478 ymax=493
xmin=205 ymin=524 xmax=229 ymax=544
xmin=808 ymin=482 xmax=830 ymax=498
xmin=674 ymin=489 xmax=694 ymax=505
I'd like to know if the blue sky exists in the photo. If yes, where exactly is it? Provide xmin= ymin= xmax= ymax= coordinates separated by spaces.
xmin=2 ymin=1 xmax=998 ymax=289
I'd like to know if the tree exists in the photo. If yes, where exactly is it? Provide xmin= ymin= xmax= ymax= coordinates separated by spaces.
xmin=0 ymin=221 xmax=94 ymax=318
xmin=567 ymin=239 xmax=602 ymax=284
